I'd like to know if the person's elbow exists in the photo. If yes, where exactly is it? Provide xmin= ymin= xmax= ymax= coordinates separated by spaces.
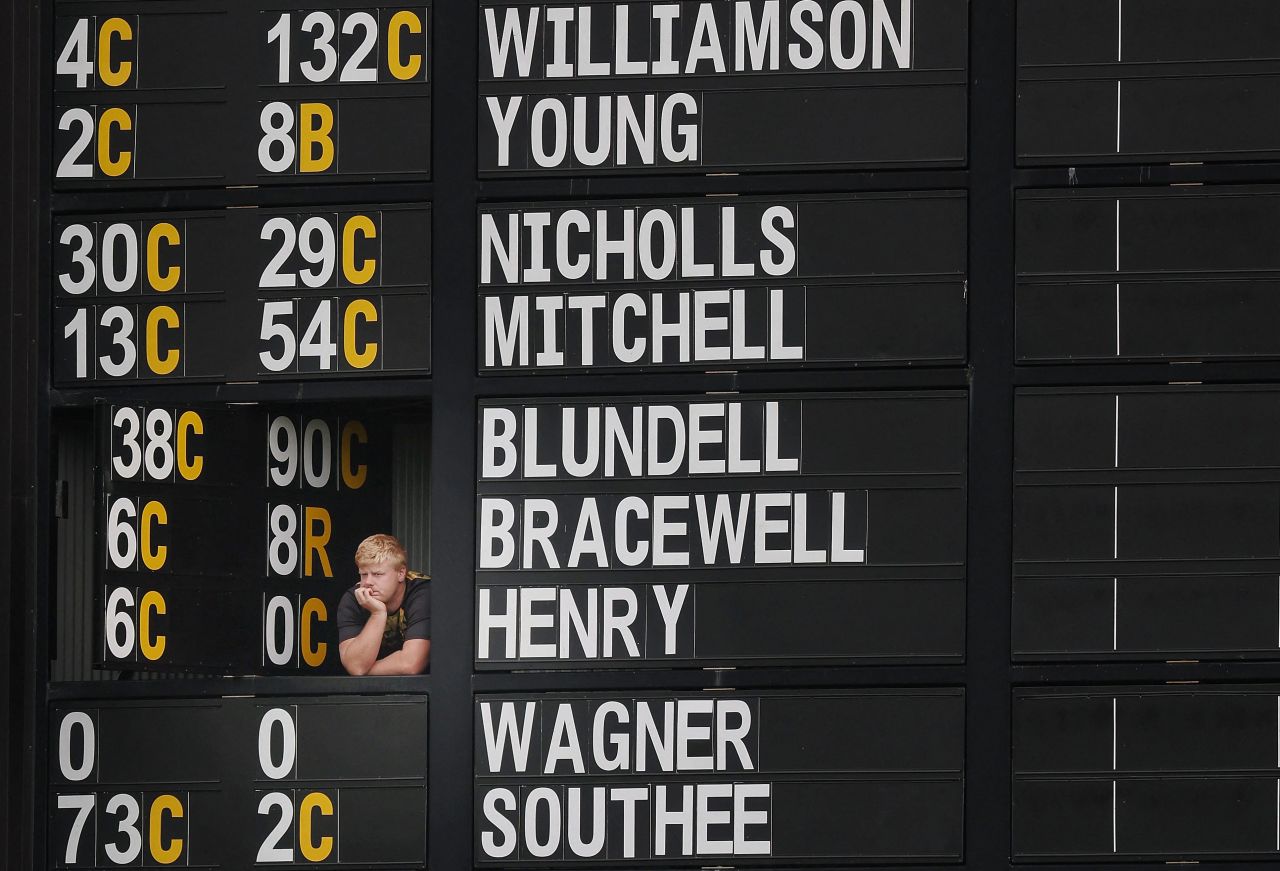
xmin=400 ymin=639 xmax=430 ymax=675
xmin=338 ymin=641 xmax=372 ymax=676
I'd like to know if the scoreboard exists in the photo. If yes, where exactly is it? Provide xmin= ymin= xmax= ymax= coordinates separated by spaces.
xmin=478 ymin=192 xmax=967 ymax=371
xmin=50 ymin=697 xmax=428 ymax=867
xmin=478 ymin=0 xmax=968 ymax=174
xmin=1018 ymin=0 xmax=1280 ymax=164
xmin=1015 ymin=385 xmax=1280 ymax=660
xmin=1017 ymin=185 xmax=1280 ymax=363
xmin=1015 ymin=685 xmax=1280 ymax=861
xmin=23 ymin=0 xmax=1280 ymax=865
xmin=53 ymin=0 xmax=431 ymax=187
xmin=475 ymin=689 xmax=962 ymax=864
xmin=476 ymin=392 xmax=966 ymax=666
xmin=53 ymin=205 xmax=431 ymax=385
xmin=95 ymin=402 xmax=393 ymax=673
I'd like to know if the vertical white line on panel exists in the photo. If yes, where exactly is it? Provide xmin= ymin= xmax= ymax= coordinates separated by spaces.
xmin=1114 ymin=395 xmax=1120 ymax=649
xmin=1116 ymin=199 xmax=1121 ymax=270
xmin=911 ymin=0 xmax=916 ymax=67
xmin=1113 ymin=486 xmax=1119 ymax=559
xmin=1112 ymin=780 xmax=1118 ymax=853
xmin=1115 ymin=200 xmax=1122 ymax=354
xmin=1114 ymin=395 xmax=1120 ymax=467
xmin=1113 ymin=577 xmax=1119 ymax=651
xmin=1117 ymin=0 xmax=1124 ymax=153
xmin=1113 ymin=697 xmax=1119 ymax=853
xmin=1115 ymin=283 xmax=1122 ymax=354
xmin=1118 ymin=0 xmax=1124 ymax=59
xmin=1113 ymin=697 xmax=1118 ymax=769
xmin=1116 ymin=81 xmax=1123 ymax=152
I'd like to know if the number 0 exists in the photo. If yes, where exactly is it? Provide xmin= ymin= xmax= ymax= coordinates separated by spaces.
xmin=257 ymin=708 xmax=297 ymax=779
xmin=58 ymin=711 xmax=95 ymax=781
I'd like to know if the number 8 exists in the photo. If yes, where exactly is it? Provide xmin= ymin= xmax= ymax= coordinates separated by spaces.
xmin=258 ymin=102 xmax=296 ymax=173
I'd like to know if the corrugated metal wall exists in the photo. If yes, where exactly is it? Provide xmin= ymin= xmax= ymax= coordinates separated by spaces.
xmin=51 ymin=413 xmax=111 ymax=682
xmin=393 ymin=418 xmax=432 ymax=577
xmin=51 ymin=410 xmax=432 ymax=682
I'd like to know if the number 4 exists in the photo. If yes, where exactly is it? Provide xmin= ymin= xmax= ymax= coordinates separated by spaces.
xmin=56 ymin=19 xmax=94 ymax=88
xmin=300 ymin=302 xmax=336 ymax=369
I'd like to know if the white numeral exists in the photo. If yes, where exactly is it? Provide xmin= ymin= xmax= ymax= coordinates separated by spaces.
xmin=103 ymin=793 xmax=142 ymax=864
xmin=259 ymin=300 xmax=297 ymax=371
xmin=105 ymin=587 xmax=136 ymax=658
xmin=258 ymin=102 xmax=296 ymax=173
xmin=59 ymin=224 xmax=96 ymax=294
xmin=57 ymin=108 xmax=95 ymax=179
xmin=56 ymin=19 xmax=94 ymax=88
xmin=106 ymin=499 xmax=137 ymax=569
xmin=98 ymin=305 xmax=137 ymax=377
xmin=58 ymin=712 xmax=96 ymax=781
xmin=257 ymin=793 xmax=294 ymax=862
xmin=57 ymin=794 xmax=95 ymax=863
xmin=111 ymin=407 xmax=142 ymax=479
xmin=257 ymin=708 xmax=297 ymax=778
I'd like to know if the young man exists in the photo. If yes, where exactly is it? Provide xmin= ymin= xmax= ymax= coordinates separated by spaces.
xmin=337 ymin=534 xmax=431 ymax=675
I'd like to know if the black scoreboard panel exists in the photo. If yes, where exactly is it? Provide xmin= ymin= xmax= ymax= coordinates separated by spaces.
xmin=476 ymin=392 xmax=966 ymax=667
xmin=50 ymin=696 xmax=428 ymax=867
xmin=477 ymin=0 xmax=967 ymax=175
xmin=1017 ymin=185 xmax=1280 ymax=363
xmin=53 ymin=0 xmax=430 ymax=188
xmin=52 ymin=204 xmax=432 ymax=385
xmin=94 ymin=403 xmax=394 ymax=673
xmin=1014 ymin=685 xmax=1280 ymax=861
xmin=478 ymin=192 xmax=967 ymax=372
xmin=1014 ymin=385 xmax=1280 ymax=661
xmin=1017 ymin=0 xmax=1280 ymax=164
xmin=474 ymin=689 xmax=963 ymax=865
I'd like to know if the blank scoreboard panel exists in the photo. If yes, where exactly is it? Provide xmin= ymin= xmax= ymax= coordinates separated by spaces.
xmin=1017 ymin=0 xmax=1280 ymax=164
xmin=94 ymin=403 xmax=394 ymax=674
xmin=475 ymin=392 xmax=966 ymax=668
xmin=52 ymin=205 xmax=432 ymax=386
xmin=478 ymin=192 xmax=967 ymax=373
xmin=52 ymin=0 xmax=431 ymax=189
xmin=1013 ymin=685 xmax=1280 ymax=862
xmin=1014 ymin=385 xmax=1280 ymax=661
xmin=477 ymin=0 xmax=968 ymax=175
xmin=474 ymin=689 xmax=963 ymax=865
xmin=1017 ymin=186 xmax=1280 ymax=363
xmin=49 ymin=697 xmax=428 ymax=868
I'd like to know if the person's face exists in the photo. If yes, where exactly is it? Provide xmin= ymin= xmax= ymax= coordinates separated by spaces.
xmin=357 ymin=560 xmax=406 ymax=603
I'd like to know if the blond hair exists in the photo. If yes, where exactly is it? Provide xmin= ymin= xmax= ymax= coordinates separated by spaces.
xmin=354 ymin=534 xmax=407 ymax=570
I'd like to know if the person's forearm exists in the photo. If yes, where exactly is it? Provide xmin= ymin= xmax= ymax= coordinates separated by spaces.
xmin=366 ymin=639 xmax=429 ymax=675
xmin=339 ymin=614 xmax=386 ymax=675
xmin=367 ymin=647 xmax=425 ymax=675
xmin=368 ymin=645 xmax=427 ymax=671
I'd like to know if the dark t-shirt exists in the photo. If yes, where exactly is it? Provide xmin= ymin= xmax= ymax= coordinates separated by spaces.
xmin=336 ymin=578 xmax=431 ymax=659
